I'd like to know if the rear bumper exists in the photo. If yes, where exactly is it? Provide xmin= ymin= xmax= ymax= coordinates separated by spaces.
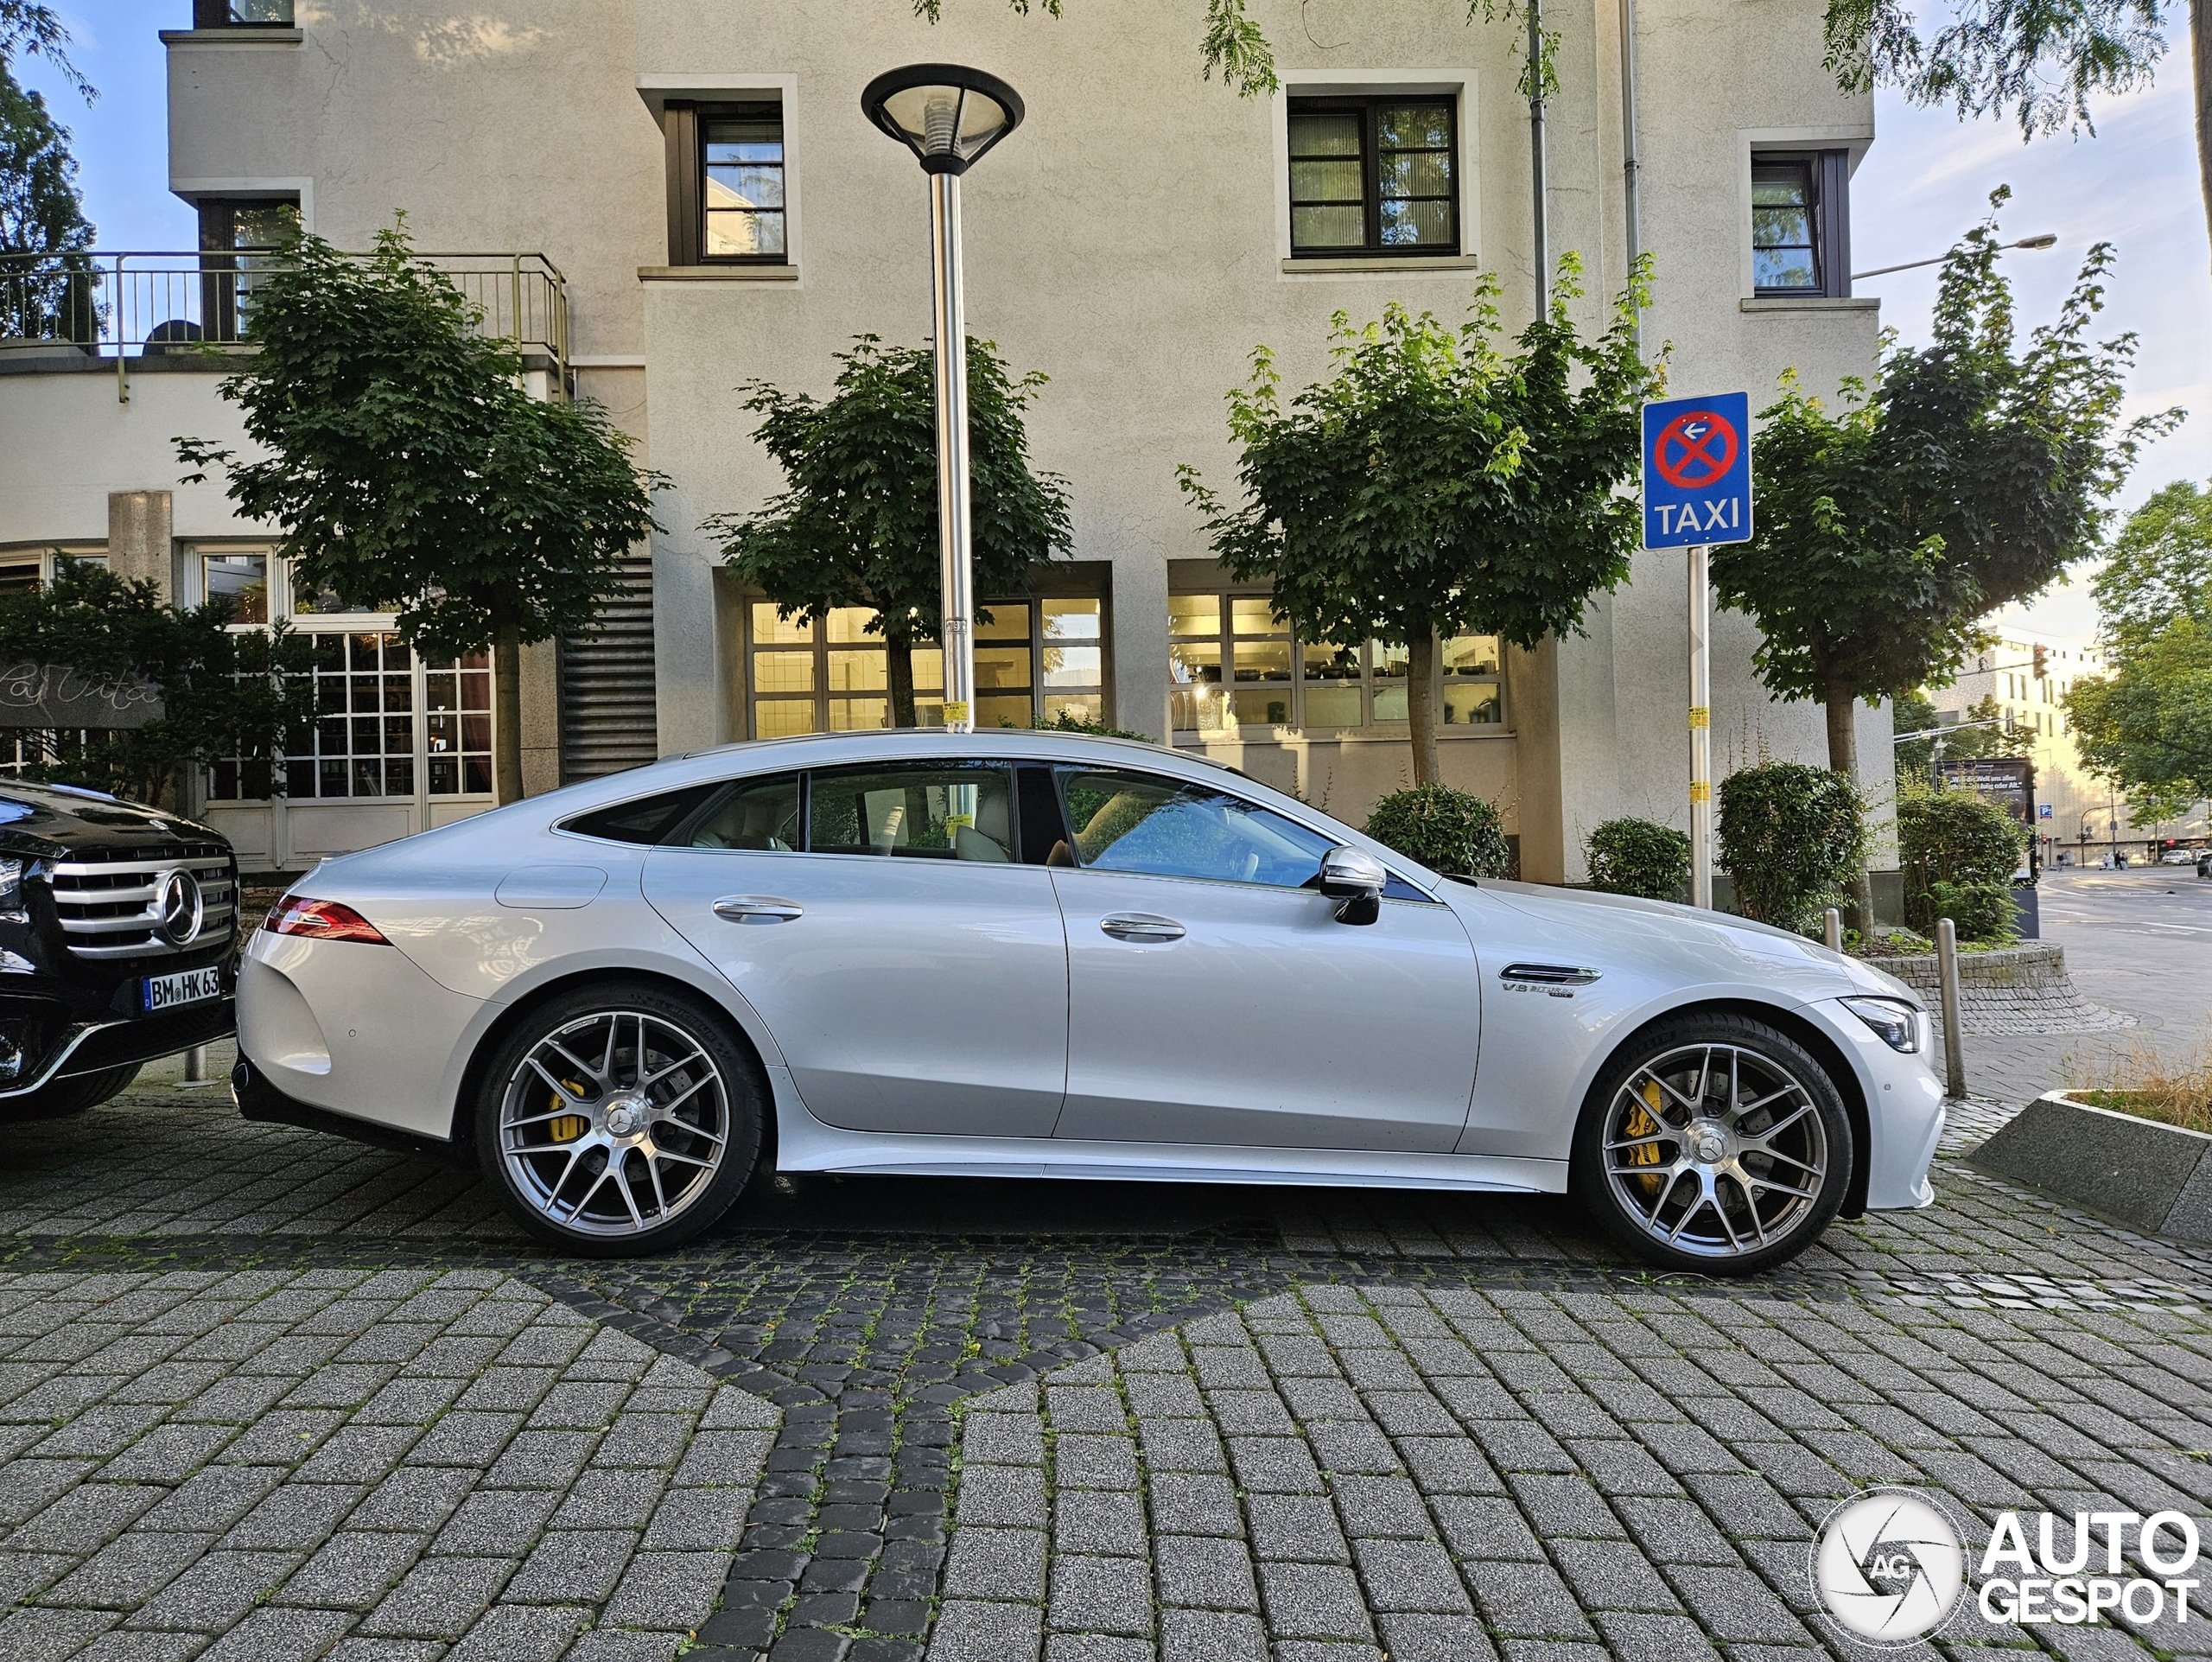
xmin=0 ymin=997 xmax=235 ymax=1098
xmin=231 ymin=1051 xmax=464 ymax=1164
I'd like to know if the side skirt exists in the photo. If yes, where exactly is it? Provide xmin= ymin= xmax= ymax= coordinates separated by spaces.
xmin=763 ymin=1067 xmax=1567 ymax=1195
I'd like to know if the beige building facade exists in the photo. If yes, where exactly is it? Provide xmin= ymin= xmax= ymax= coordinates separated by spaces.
xmin=0 ymin=0 xmax=1897 ymax=880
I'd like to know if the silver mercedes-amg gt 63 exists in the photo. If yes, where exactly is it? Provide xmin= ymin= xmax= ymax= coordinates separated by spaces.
xmin=235 ymin=729 xmax=1943 ymax=1272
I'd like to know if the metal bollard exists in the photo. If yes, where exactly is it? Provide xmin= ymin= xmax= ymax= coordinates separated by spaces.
xmin=1822 ymin=907 xmax=1843 ymax=953
xmin=1935 ymin=918 xmax=1966 ymax=1100
xmin=184 ymin=1045 xmax=208 ymax=1085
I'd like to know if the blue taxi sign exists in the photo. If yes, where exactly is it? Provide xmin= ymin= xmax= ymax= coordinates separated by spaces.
xmin=1643 ymin=392 xmax=1751 ymax=549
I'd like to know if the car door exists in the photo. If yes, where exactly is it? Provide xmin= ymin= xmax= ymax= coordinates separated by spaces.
xmin=1046 ymin=763 xmax=1484 ymax=1153
xmin=639 ymin=758 xmax=1069 ymax=1138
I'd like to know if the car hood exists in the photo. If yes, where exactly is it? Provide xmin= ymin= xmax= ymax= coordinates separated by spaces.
xmin=0 ymin=780 xmax=229 ymax=857
xmin=1450 ymin=878 xmax=1921 ymax=1004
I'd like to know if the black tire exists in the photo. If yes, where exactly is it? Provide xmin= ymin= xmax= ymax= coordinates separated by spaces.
xmin=1571 ymin=1012 xmax=1853 ymax=1275
xmin=0 ymin=1064 xmax=141 ymax=1123
xmin=473 ymin=981 xmax=764 ymax=1256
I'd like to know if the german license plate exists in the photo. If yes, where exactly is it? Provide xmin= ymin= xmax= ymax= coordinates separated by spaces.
xmin=142 ymin=965 xmax=223 ymax=1014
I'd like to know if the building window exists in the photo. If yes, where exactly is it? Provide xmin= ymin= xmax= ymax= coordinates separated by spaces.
xmin=0 ymin=549 xmax=104 ymax=591
xmin=200 ymin=554 xmax=495 ymax=804
xmin=1751 ymin=151 xmax=1851 ymax=297
xmin=1169 ymin=585 xmax=1501 ymax=735
xmin=663 ymin=101 xmax=786 ymax=266
xmin=192 ymin=0 xmax=293 ymax=25
xmin=199 ymin=197 xmax=300 ymax=343
xmin=1287 ymin=97 xmax=1458 ymax=258
xmin=744 ymin=597 xmax=1107 ymax=738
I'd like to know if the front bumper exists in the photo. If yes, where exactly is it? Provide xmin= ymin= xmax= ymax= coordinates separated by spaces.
xmin=1815 ymin=996 xmax=1946 ymax=1210
xmin=0 ymin=994 xmax=236 ymax=1097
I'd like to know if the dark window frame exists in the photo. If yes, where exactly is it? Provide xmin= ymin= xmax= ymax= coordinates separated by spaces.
xmin=663 ymin=99 xmax=787 ymax=268
xmin=191 ymin=0 xmax=294 ymax=27
xmin=1287 ymin=94 xmax=1460 ymax=260
xmin=1750 ymin=149 xmax=1852 ymax=299
xmin=196 ymin=196 xmax=301 ymax=345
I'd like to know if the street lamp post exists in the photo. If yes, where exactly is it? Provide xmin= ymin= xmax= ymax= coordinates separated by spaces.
xmin=861 ymin=64 xmax=1026 ymax=735
xmin=1850 ymin=232 xmax=2057 ymax=283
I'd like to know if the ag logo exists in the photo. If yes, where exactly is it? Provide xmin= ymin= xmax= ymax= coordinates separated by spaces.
xmin=1812 ymin=1488 xmax=1966 ymax=1644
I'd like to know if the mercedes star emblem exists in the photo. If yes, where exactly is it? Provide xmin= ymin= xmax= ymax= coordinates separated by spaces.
xmin=154 ymin=868 xmax=204 ymax=948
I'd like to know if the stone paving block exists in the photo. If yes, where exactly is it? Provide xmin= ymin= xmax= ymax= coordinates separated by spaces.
xmin=42 ymin=1530 xmax=211 ymax=1609
xmin=928 ymin=1598 xmax=1043 ymax=1662
xmin=1156 ymin=1608 xmax=1265 ymax=1662
xmin=1046 ymin=1553 xmax=1153 ymax=1635
xmin=1589 ymin=1611 xmax=1723 ymax=1662
xmin=958 ymin=1466 xmax=1048 ymax=1529
xmin=0 ymin=1606 xmax=118 ymax=1659
xmin=11 ymin=1481 xmax=164 ymax=1551
xmin=194 ymin=1607 xmax=354 ymax=1662
xmin=1153 ymin=1534 xmax=1256 ymax=1611
xmin=358 ymin=1554 xmax=515 ymax=1640
xmin=1257 ymin=1562 xmax=1375 ymax=1641
xmin=120 ymin=1548 xmax=299 ymax=1632
xmin=943 ymin=1526 xmax=1047 ymax=1602
xmin=1548 ymin=1538 xmax=1682 ymax=1613
xmin=1661 ymin=1564 xmax=1813 ymax=1643
xmin=505 ymin=1529 xmax=639 ymax=1604
xmin=448 ymin=1601 xmax=588 ymax=1661
xmin=957 ymin=1416 xmax=1045 ymax=1467
xmin=1052 ymin=1436 xmax=1138 ymax=1492
xmin=1462 ymin=1557 xmax=1596 ymax=1640
xmin=1225 ymin=1436 xmax=1323 ymax=1495
xmin=277 ymin=1529 xmax=426 ymax=1609
xmin=1349 ymin=1538 xmax=1470 ymax=1613
xmin=1380 ymin=1612 xmax=1499 ymax=1662
xmin=220 ymin=1481 xmax=366 ymax=1550
xmin=1056 ymin=1488 xmax=1147 ymax=1556
xmin=1245 ymin=1493 xmax=1350 ymax=1563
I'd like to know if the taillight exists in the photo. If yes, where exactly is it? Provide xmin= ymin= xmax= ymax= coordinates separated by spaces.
xmin=263 ymin=898 xmax=389 ymax=945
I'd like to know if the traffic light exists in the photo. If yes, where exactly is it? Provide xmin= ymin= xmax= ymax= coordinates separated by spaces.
xmin=2032 ymin=644 xmax=2048 ymax=679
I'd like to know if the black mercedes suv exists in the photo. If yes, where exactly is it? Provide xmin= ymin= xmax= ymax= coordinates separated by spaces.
xmin=0 ymin=780 xmax=238 ymax=1120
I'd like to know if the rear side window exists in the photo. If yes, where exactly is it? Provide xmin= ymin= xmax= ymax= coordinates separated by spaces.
xmin=558 ymin=784 xmax=723 ymax=846
xmin=681 ymin=774 xmax=802 ymax=850
xmin=809 ymin=761 xmax=1015 ymax=862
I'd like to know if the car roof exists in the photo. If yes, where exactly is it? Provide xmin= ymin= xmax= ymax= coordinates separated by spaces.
xmin=681 ymin=728 xmax=1249 ymax=774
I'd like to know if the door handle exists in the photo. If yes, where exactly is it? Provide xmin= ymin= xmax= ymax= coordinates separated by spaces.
xmin=713 ymin=895 xmax=804 ymax=924
xmin=1100 ymin=914 xmax=1185 ymax=943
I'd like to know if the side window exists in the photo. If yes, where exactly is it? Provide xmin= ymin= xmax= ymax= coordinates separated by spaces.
xmin=683 ymin=774 xmax=802 ymax=850
xmin=558 ymin=783 xmax=724 ymax=846
xmin=808 ymin=761 xmax=1015 ymax=863
xmin=1055 ymin=767 xmax=1335 ymax=889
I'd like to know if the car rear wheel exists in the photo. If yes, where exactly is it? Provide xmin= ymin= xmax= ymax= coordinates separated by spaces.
xmin=474 ymin=983 xmax=763 ymax=1255
xmin=1572 ymin=1014 xmax=1852 ymax=1275
xmin=0 ymin=1064 xmax=141 ymax=1123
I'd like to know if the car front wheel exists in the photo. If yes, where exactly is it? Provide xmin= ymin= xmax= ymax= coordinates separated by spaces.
xmin=474 ymin=983 xmax=763 ymax=1255
xmin=1572 ymin=1015 xmax=1852 ymax=1274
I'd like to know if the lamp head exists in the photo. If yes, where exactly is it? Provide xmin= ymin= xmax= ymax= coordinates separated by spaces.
xmin=2015 ymin=232 xmax=2058 ymax=250
xmin=861 ymin=62 xmax=1025 ymax=175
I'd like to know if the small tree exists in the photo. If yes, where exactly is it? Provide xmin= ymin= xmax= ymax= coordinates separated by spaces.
xmin=1 ymin=24 xmax=96 ymax=344
xmin=1585 ymin=818 xmax=1692 ymax=901
xmin=1364 ymin=785 xmax=1512 ymax=878
xmin=1179 ymin=258 xmax=1656 ymax=784
xmin=1716 ymin=761 xmax=1867 ymax=937
xmin=0 ymin=557 xmax=314 ymax=806
xmin=2093 ymin=480 xmax=2212 ymax=655
xmin=176 ymin=225 xmax=663 ymax=804
xmin=703 ymin=334 xmax=1071 ymax=728
xmin=1712 ymin=194 xmax=2176 ymax=926
xmin=1897 ymin=786 xmax=2025 ymax=940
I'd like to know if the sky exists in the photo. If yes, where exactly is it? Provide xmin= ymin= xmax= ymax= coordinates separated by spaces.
xmin=15 ymin=3 xmax=2210 ymax=647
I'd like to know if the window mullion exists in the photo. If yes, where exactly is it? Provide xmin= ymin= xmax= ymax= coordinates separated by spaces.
xmin=1365 ymin=105 xmax=1382 ymax=253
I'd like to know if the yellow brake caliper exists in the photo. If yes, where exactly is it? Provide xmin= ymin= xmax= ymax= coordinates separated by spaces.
xmin=1624 ymin=1080 xmax=1666 ymax=1194
xmin=546 ymin=1081 xmax=590 ymax=1144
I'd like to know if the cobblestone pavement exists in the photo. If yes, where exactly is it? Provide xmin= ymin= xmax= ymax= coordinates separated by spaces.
xmin=2 ymin=912 xmax=2210 ymax=1659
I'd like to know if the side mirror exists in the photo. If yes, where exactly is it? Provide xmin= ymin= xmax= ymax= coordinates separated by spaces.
xmin=1319 ymin=846 xmax=1386 ymax=926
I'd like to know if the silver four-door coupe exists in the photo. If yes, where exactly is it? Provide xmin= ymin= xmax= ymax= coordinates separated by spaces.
xmin=234 ymin=730 xmax=1944 ymax=1272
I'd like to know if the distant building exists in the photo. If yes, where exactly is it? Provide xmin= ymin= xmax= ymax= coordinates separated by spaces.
xmin=1926 ymin=626 xmax=2209 ymax=861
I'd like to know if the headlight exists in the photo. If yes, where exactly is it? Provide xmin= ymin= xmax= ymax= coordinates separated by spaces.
xmin=1841 ymin=995 xmax=1923 ymax=1054
xmin=0 ymin=857 xmax=22 ymax=925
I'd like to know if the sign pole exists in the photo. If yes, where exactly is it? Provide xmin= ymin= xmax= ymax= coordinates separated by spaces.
xmin=1688 ymin=543 xmax=1712 ymax=908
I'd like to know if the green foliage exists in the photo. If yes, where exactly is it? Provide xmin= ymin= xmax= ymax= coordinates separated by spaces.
xmin=1821 ymin=0 xmax=2165 ymax=139
xmin=1924 ymin=879 xmax=2020 ymax=945
xmin=2094 ymin=479 xmax=2212 ymax=654
xmin=1713 ymin=193 xmax=2174 ymax=731
xmin=1893 ymin=688 xmax=1940 ymax=779
xmin=1363 ymin=785 xmax=1512 ymax=878
xmin=175 ymin=223 xmax=663 ymax=801
xmin=0 ymin=557 xmax=315 ymax=806
xmin=1716 ymin=762 xmax=1868 ymax=936
xmin=1584 ymin=817 xmax=1692 ymax=901
xmin=2066 ymin=617 xmax=2212 ymax=818
xmin=1897 ymin=786 xmax=2025 ymax=934
xmin=1945 ymin=693 xmax=2037 ymax=761
xmin=1 ymin=38 xmax=95 ymax=343
xmin=1180 ymin=258 xmax=1656 ymax=780
xmin=703 ymin=334 xmax=1071 ymax=728
xmin=0 ymin=3 xmax=87 ymax=97
xmin=1016 ymin=710 xmax=1152 ymax=742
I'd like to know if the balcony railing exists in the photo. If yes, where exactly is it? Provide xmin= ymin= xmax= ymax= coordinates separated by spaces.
xmin=0 ymin=249 xmax=569 ymax=400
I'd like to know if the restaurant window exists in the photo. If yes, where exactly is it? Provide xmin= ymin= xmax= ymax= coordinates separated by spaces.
xmin=1287 ymin=96 xmax=1459 ymax=258
xmin=1751 ymin=151 xmax=1851 ymax=297
xmin=744 ymin=596 xmax=1107 ymax=738
xmin=663 ymin=101 xmax=786 ymax=266
xmin=1169 ymin=586 xmax=1501 ymax=735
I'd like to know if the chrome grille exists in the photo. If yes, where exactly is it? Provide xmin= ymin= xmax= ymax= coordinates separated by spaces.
xmin=48 ymin=844 xmax=238 ymax=960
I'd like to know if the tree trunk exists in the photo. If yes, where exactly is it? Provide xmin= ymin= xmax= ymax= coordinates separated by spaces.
xmin=2196 ymin=0 xmax=2212 ymax=271
xmin=493 ymin=621 xmax=524 ymax=806
xmin=1408 ymin=633 xmax=1440 ymax=787
xmin=1822 ymin=676 xmax=1878 ymax=939
xmin=887 ymin=637 xmax=918 ymax=729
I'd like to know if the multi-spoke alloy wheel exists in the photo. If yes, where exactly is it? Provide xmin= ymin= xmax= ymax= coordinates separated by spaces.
xmin=1573 ymin=1016 xmax=1851 ymax=1273
xmin=475 ymin=984 xmax=761 ymax=1254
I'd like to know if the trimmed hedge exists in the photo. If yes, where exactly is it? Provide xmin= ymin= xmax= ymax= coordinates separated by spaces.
xmin=1716 ymin=762 xmax=1867 ymax=937
xmin=1899 ymin=788 xmax=2026 ymax=942
xmin=1585 ymin=818 xmax=1692 ymax=901
xmin=1364 ymin=785 xmax=1512 ymax=878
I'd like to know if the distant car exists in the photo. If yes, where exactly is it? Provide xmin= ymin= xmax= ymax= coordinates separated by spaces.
xmin=2161 ymin=849 xmax=2196 ymax=866
xmin=234 ymin=731 xmax=1946 ymax=1275
xmin=2199 ymin=851 xmax=2212 ymax=879
xmin=0 ymin=780 xmax=239 ymax=1119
